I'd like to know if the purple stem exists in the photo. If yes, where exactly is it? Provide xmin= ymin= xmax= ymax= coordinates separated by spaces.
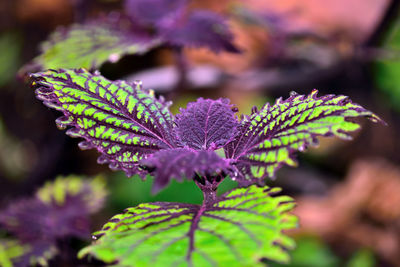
xmin=72 ymin=0 xmax=92 ymax=23
xmin=168 ymin=47 xmax=189 ymax=99
xmin=194 ymin=176 xmax=222 ymax=205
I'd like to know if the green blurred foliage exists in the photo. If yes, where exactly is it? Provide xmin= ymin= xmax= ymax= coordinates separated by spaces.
xmin=270 ymin=236 xmax=339 ymax=267
xmin=346 ymin=249 xmax=375 ymax=267
xmin=374 ymin=18 xmax=400 ymax=112
xmin=270 ymin=236 xmax=376 ymax=267
xmin=170 ymin=94 xmax=199 ymax=114
xmin=107 ymin=172 xmax=237 ymax=210
xmin=0 ymin=32 xmax=21 ymax=88
xmin=0 ymin=118 xmax=35 ymax=180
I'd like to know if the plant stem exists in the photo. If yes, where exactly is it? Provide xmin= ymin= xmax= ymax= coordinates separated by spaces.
xmin=194 ymin=176 xmax=222 ymax=205
xmin=168 ymin=47 xmax=189 ymax=99
xmin=73 ymin=0 xmax=91 ymax=23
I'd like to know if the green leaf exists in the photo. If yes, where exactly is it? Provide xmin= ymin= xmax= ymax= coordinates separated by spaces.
xmin=79 ymin=185 xmax=297 ymax=267
xmin=24 ymin=15 xmax=159 ymax=72
xmin=225 ymin=90 xmax=382 ymax=182
xmin=31 ymin=69 xmax=176 ymax=176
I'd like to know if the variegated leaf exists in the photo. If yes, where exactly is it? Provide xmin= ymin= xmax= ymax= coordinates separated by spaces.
xmin=0 ymin=239 xmax=57 ymax=267
xmin=0 ymin=175 xmax=107 ymax=243
xmin=23 ymin=14 xmax=159 ymax=73
xmin=225 ymin=90 xmax=383 ymax=183
xmin=0 ymin=239 xmax=29 ymax=267
xmin=0 ymin=175 xmax=107 ymax=267
xmin=31 ymin=69 xmax=176 ymax=176
xmin=79 ymin=185 xmax=297 ymax=267
xmin=36 ymin=175 xmax=107 ymax=213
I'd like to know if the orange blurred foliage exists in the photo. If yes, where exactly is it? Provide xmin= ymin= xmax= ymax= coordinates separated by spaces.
xmin=295 ymin=159 xmax=400 ymax=265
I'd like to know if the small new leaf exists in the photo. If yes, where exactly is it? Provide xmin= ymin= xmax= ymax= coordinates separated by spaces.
xmin=175 ymin=98 xmax=239 ymax=150
xmin=31 ymin=69 xmax=176 ymax=176
xmin=23 ymin=14 xmax=158 ymax=73
xmin=225 ymin=90 xmax=383 ymax=183
xmin=141 ymin=148 xmax=232 ymax=193
xmin=79 ymin=185 xmax=297 ymax=267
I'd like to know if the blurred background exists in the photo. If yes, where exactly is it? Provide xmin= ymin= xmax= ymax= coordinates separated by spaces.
xmin=1 ymin=0 xmax=400 ymax=266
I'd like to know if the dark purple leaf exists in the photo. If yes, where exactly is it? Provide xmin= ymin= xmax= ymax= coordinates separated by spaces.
xmin=175 ymin=98 xmax=239 ymax=150
xmin=0 ymin=198 xmax=89 ymax=243
xmin=0 ymin=176 xmax=106 ymax=267
xmin=141 ymin=148 xmax=232 ymax=193
xmin=225 ymin=90 xmax=383 ymax=184
xmin=163 ymin=10 xmax=240 ymax=53
xmin=124 ymin=0 xmax=187 ymax=29
xmin=31 ymin=69 xmax=177 ymax=177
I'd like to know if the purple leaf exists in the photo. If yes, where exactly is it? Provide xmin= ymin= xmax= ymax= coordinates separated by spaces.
xmin=79 ymin=185 xmax=297 ymax=266
xmin=31 ymin=69 xmax=177 ymax=176
xmin=225 ymin=90 xmax=383 ymax=184
xmin=0 ymin=176 xmax=106 ymax=243
xmin=0 ymin=198 xmax=90 ymax=244
xmin=163 ymin=10 xmax=240 ymax=53
xmin=175 ymin=98 xmax=239 ymax=150
xmin=124 ymin=0 xmax=187 ymax=29
xmin=141 ymin=148 xmax=232 ymax=193
xmin=0 ymin=176 xmax=107 ymax=266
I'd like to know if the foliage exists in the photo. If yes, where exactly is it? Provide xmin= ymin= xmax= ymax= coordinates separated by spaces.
xmin=0 ymin=118 xmax=33 ymax=179
xmin=346 ymin=249 xmax=375 ymax=267
xmin=174 ymin=98 xmax=238 ymax=150
xmin=224 ymin=90 xmax=382 ymax=184
xmin=31 ymin=69 xmax=177 ymax=179
xmin=29 ymin=66 xmax=381 ymax=266
xmin=22 ymin=0 xmax=238 ymax=73
xmin=31 ymin=69 xmax=381 ymax=192
xmin=24 ymin=14 xmax=159 ymax=72
xmin=0 ymin=175 xmax=106 ymax=266
xmin=0 ymin=32 xmax=21 ymax=87
xmin=269 ymin=236 xmax=339 ymax=267
xmin=0 ymin=240 xmax=30 ymax=267
xmin=79 ymin=185 xmax=297 ymax=267
xmin=270 ymin=237 xmax=376 ymax=267
xmin=374 ymin=17 xmax=400 ymax=112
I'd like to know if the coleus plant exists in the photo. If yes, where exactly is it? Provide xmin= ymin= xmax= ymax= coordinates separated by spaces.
xmin=0 ymin=175 xmax=107 ymax=266
xmin=29 ymin=68 xmax=382 ymax=266
xmin=21 ymin=0 xmax=239 ymax=74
